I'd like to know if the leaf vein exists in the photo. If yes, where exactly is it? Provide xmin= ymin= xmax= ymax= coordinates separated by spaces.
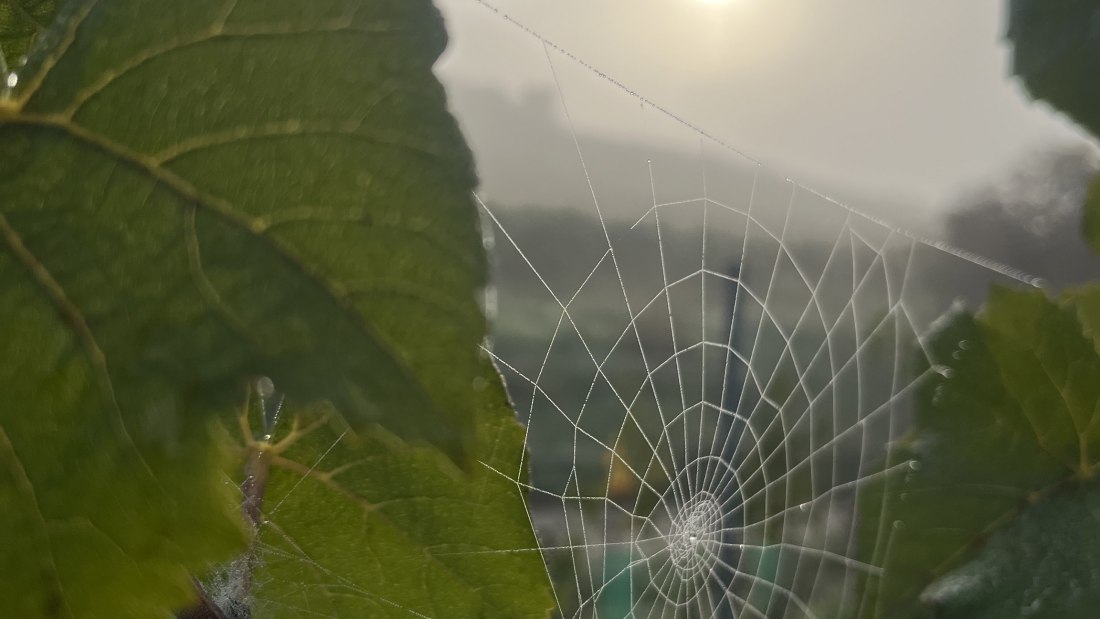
xmin=63 ymin=22 xmax=405 ymax=120
xmin=14 ymin=0 xmax=101 ymax=108
xmin=11 ymin=0 xmax=49 ymax=30
xmin=154 ymin=123 xmax=444 ymax=167
xmin=0 ymin=425 xmax=74 ymax=619
xmin=0 ymin=209 xmax=164 ymax=492
xmin=4 ymin=112 xmax=430 ymax=410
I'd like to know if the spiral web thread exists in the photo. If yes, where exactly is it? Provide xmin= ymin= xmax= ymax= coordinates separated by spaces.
xmin=468 ymin=2 xmax=1039 ymax=617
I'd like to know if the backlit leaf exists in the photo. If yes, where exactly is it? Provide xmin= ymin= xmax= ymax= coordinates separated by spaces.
xmin=0 ymin=0 xmax=491 ymax=615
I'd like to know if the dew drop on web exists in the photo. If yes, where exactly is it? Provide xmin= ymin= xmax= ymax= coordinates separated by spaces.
xmin=256 ymin=376 xmax=275 ymax=399
xmin=255 ymin=376 xmax=284 ymax=436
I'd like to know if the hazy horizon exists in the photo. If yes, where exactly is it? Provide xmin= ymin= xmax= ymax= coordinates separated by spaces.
xmin=434 ymin=0 xmax=1096 ymax=233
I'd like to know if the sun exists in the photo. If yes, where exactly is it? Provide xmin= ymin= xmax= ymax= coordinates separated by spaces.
xmin=695 ymin=0 xmax=746 ymax=8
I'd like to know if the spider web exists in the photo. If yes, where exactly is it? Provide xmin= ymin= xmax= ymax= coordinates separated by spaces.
xmin=185 ymin=3 xmax=1044 ymax=617
xmin=460 ymin=2 xmax=1042 ymax=617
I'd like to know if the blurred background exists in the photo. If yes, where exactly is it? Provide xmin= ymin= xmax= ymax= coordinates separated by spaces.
xmin=436 ymin=0 xmax=1097 ymax=245
xmin=428 ymin=1 xmax=1099 ymax=616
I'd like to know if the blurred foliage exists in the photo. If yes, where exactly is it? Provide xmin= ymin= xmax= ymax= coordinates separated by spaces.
xmin=0 ymin=0 xmax=550 ymax=617
xmin=1008 ymin=0 xmax=1100 ymax=138
xmin=1009 ymin=0 xmax=1100 ymax=267
xmin=1085 ymin=174 xmax=1100 ymax=253
xmin=860 ymin=287 xmax=1100 ymax=617
xmin=856 ymin=4 xmax=1100 ymax=617
xmin=920 ymin=476 xmax=1100 ymax=619
xmin=944 ymin=146 xmax=1100 ymax=292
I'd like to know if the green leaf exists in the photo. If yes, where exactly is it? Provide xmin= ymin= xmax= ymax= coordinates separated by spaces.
xmin=858 ymin=287 xmax=1100 ymax=617
xmin=231 ymin=360 xmax=553 ymax=618
xmin=920 ymin=477 xmax=1100 ymax=619
xmin=0 ymin=0 xmax=57 ymax=67
xmin=1 ymin=0 xmax=489 ymax=615
xmin=1083 ymin=172 xmax=1100 ymax=253
xmin=1007 ymin=0 xmax=1100 ymax=140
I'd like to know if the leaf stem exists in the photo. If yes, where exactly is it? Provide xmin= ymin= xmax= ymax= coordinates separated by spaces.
xmin=237 ymin=384 xmax=269 ymax=604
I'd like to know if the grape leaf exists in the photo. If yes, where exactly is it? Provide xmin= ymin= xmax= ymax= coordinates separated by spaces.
xmin=0 ymin=0 xmax=56 ymax=66
xmin=858 ymin=287 xmax=1100 ymax=617
xmin=228 ymin=360 xmax=553 ymax=618
xmin=920 ymin=477 xmax=1100 ymax=619
xmin=0 ymin=0 xmax=489 ymax=615
xmin=1007 ymin=0 xmax=1100 ymax=139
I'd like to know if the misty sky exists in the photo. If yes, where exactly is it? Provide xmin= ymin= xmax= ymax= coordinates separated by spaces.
xmin=434 ymin=0 xmax=1095 ymax=223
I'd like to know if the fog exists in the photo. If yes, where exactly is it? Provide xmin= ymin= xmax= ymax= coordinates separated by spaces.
xmin=428 ymin=4 xmax=1100 ymax=615
xmin=435 ymin=0 xmax=1094 ymax=235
